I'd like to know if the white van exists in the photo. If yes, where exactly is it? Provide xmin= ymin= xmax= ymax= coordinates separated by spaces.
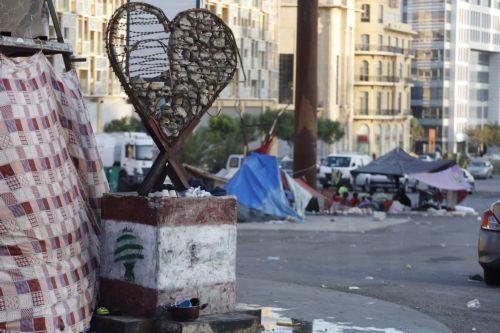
xmin=318 ymin=153 xmax=371 ymax=187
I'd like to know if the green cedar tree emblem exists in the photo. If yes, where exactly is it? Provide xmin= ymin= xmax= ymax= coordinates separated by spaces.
xmin=114 ymin=228 xmax=144 ymax=282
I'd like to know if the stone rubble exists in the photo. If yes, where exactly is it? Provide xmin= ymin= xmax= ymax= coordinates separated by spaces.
xmin=127 ymin=10 xmax=238 ymax=141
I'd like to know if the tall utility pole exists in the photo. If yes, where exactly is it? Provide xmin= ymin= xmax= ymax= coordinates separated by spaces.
xmin=294 ymin=0 xmax=318 ymax=188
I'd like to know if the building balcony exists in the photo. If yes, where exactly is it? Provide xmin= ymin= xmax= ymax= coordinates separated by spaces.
xmin=355 ymin=44 xmax=416 ymax=57
xmin=354 ymin=109 xmax=410 ymax=117
xmin=355 ymin=75 xmax=403 ymax=85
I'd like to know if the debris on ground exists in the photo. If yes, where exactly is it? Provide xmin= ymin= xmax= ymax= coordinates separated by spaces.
xmin=365 ymin=276 xmax=375 ymax=280
xmin=321 ymin=284 xmax=328 ymax=288
xmin=267 ymin=256 xmax=280 ymax=261
xmin=405 ymin=264 xmax=413 ymax=270
xmin=182 ymin=186 xmax=212 ymax=197
xmin=468 ymin=274 xmax=484 ymax=282
xmin=348 ymin=286 xmax=360 ymax=290
xmin=467 ymin=299 xmax=481 ymax=309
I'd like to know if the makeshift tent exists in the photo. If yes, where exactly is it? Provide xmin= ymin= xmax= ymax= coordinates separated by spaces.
xmin=294 ymin=178 xmax=333 ymax=206
xmin=283 ymin=172 xmax=312 ymax=218
xmin=225 ymin=153 xmax=300 ymax=220
xmin=351 ymin=148 xmax=455 ymax=177
xmin=410 ymin=165 xmax=470 ymax=191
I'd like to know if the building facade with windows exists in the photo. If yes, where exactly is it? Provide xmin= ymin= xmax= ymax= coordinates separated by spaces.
xmin=406 ymin=0 xmax=500 ymax=153
xmin=52 ymin=0 xmax=134 ymax=132
xmin=204 ymin=0 xmax=279 ymax=119
xmin=278 ymin=0 xmax=357 ymax=155
xmin=354 ymin=0 xmax=413 ymax=157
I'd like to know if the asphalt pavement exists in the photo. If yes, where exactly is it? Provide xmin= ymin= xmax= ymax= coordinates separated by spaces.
xmin=236 ymin=177 xmax=500 ymax=333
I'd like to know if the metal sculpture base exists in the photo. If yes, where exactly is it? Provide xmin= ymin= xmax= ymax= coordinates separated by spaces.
xmin=137 ymin=150 xmax=189 ymax=196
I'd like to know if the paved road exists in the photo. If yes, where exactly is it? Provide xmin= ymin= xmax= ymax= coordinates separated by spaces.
xmin=236 ymin=177 xmax=500 ymax=333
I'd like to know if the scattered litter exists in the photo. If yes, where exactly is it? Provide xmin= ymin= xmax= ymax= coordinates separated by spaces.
xmin=350 ymin=244 xmax=357 ymax=248
xmin=427 ymin=208 xmax=447 ymax=216
xmin=467 ymin=299 xmax=480 ymax=309
xmin=468 ymin=274 xmax=484 ymax=282
xmin=267 ymin=256 xmax=280 ymax=261
xmin=472 ymin=327 xmax=477 ymax=332
xmin=405 ymin=264 xmax=413 ymax=270
xmin=276 ymin=321 xmax=301 ymax=328
xmin=365 ymin=276 xmax=375 ymax=280
xmin=388 ymin=201 xmax=408 ymax=214
xmin=148 ymin=189 xmax=177 ymax=198
xmin=440 ymin=243 xmax=446 ymax=247
xmin=373 ymin=211 xmax=386 ymax=221
xmin=455 ymin=205 xmax=477 ymax=215
xmin=321 ymin=284 xmax=328 ymax=288
xmin=348 ymin=286 xmax=360 ymax=290
xmin=182 ymin=187 xmax=211 ymax=197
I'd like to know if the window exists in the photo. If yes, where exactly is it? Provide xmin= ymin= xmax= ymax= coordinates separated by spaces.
xmin=377 ymin=61 xmax=383 ymax=80
xmin=278 ymin=54 xmax=294 ymax=104
xmin=361 ymin=4 xmax=370 ymax=22
xmin=377 ymin=92 xmax=382 ymax=112
xmin=361 ymin=34 xmax=370 ymax=50
xmin=378 ymin=5 xmax=384 ymax=23
xmin=360 ymin=92 xmax=369 ymax=113
xmin=360 ymin=61 xmax=369 ymax=81
xmin=378 ymin=35 xmax=383 ymax=47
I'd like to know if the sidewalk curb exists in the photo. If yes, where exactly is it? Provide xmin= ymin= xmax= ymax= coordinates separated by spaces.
xmin=237 ymin=277 xmax=453 ymax=333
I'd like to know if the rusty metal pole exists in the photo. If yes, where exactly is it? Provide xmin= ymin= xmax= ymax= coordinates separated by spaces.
xmin=294 ymin=0 xmax=318 ymax=188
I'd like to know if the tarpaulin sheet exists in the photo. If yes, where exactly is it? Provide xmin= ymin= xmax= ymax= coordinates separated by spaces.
xmin=225 ymin=153 xmax=299 ymax=220
xmin=283 ymin=172 xmax=311 ymax=218
xmin=0 ymin=53 xmax=108 ymax=332
xmin=293 ymin=178 xmax=333 ymax=206
xmin=410 ymin=165 xmax=470 ymax=191
xmin=351 ymin=148 xmax=456 ymax=177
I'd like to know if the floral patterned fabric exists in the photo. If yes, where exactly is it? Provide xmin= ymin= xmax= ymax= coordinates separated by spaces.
xmin=0 ymin=53 xmax=108 ymax=332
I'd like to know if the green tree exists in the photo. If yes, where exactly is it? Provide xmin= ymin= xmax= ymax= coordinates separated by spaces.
xmin=178 ymin=114 xmax=246 ymax=173
xmin=258 ymin=110 xmax=344 ymax=145
xmin=104 ymin=116 xmax=146 ymax=133
xmin=318 ymin=118 xmax=345 ymax=144
xmin=410 ymin=118 xmax=424 ymax=153
xmin=467 ymin=124 xmax=500 ymax=154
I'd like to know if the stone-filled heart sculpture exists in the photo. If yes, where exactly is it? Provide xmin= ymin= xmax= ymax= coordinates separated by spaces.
xmin=106 ymin=3 xmax=238 ymax=194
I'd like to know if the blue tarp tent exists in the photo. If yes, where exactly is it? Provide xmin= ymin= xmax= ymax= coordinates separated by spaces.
xmin=225 ymin=153 xmax=300 ymax=220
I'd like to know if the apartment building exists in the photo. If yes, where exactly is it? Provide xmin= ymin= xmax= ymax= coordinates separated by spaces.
xmin=204 ymin=0 xmax=279 ymax=118
xmin=278 ymin=0 xmax=357 ymax=154
xmin=406 ymin=0 xmax=500 ymax=153
xmin=51 ymin=0 xmax=133 ymax=132
xmin=354 ymin=0 xmax=413 ymax=157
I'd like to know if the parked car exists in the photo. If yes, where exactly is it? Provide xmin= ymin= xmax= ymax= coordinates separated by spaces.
xmin=418 ymin=155 xmax=434 ymax=162
xmin=462 ymin=168 xmax=475 ymax=193
xmin=279 ymin=157 xmax=293 ymax=176
xmin=354 ymin=174 xmax=418 ymax=193
xmin=468 ymin=160 xmax=494 ymax=179
xmin=318 ymin=153 xmax=371 ymax=188
xmin=479 ymin=200 xmax=500 ymax=285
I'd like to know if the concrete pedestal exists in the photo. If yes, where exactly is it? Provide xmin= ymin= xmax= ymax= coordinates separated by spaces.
xmin=99 ymin=193 xmax=237 ymax=317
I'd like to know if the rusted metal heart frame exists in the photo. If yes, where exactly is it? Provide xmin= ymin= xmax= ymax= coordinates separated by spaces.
xmin=106 ymin=3 xmax=239 ymax=195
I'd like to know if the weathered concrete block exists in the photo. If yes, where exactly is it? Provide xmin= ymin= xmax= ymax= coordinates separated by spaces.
xmin=91 ymin=313 xmax=260 ymax=333
xmin=99 ymin=194 xmax=237 ymax=317
xmin=155 ymin=313 xmax=260 ymax=333
xmin=91 ymin=315 xmax=154 ymax=333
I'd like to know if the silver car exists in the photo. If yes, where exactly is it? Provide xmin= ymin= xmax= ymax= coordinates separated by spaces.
xmin=478 ymin=200 xmax=500 ymax=285
xmin=468 ymin=160 xmax=494 ymax=179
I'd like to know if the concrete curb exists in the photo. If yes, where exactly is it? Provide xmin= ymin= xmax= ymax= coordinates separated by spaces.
xmin=237 ymin=277 xmax=452 ymax=333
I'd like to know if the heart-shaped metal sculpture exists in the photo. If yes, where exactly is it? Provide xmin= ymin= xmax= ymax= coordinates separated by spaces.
xmin=106 ymin=3 xmax=238 ymax=194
